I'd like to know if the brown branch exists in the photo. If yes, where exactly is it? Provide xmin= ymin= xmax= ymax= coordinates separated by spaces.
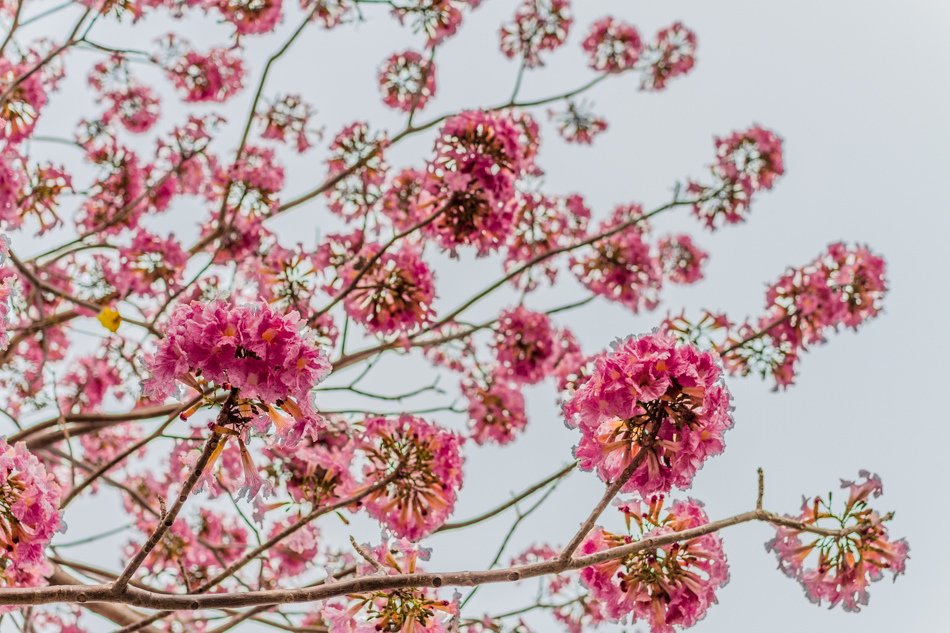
xmin=0 ymin=507 xmax=862 ymax=610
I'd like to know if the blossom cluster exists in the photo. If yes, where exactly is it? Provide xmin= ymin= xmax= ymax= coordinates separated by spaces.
xmin=766 ymin=471 xmax=908 ymax=611
xmin=564 ymin=332 xmax=733 ymax=496
xmin=0 ymin=439 xmax=63 ymax=590
xmin=145 ymin=300 xmax=331 ymax=441
xmin=579 ymin=497 xmax=729 ymax=632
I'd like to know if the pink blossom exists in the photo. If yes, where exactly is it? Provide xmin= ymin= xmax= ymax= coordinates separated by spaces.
xmin=378 ymin=50 xmax=437 ymax=112
xmin=570 ymin=205 xmax=664 ymax=312
xmin=356 ymin=415 xmax=464 ymax=540
xmin=765 ymin=471 xmax=908 ymax=612
xmin=505 ymin=192 xmax=590 ymax=290
xmin=640 ymin=22 xmax=698 ymax=91
xmin=688 ymin=125 xmax=785 ymax=229
xmin=258 ymin=94 xmax=320 ymax=152
xmin=462 ymin=373 xmax=527 ymax=445
xmin=493 ymin=306 xmax=556 ymax=384
xmin=325 ymin=122 xmax=389 ymax=220
xmin=266 ymin=520 xmax=319 ymax=578
xmin=549 ymin=100 xmax=609 ymax=145
xmin=564 ymin=333 xmax=732 ymax=496
xmin=263 ymin=420 xmax=355 ymax=506
xmin=165 ymin=42 xmax=246 ymax=103
xmin=0 ymin=59 xmax=48 ymax=143
xmin=217 ymin=0 xmax=283 ymax=35
xmin=425 ymin=110 xmax=526 ymax=254
xmin=393 ymin=0 xmax=478 ymax=47
xmin=582 ymin=17 xmax=642 ymax=73
xmin=579 ymin=497 xmax=729 ymax=631
xmin=101 ymin=230 xmax=188 ymax=298
xmin=145 ymin=300 xmax=331 ymax=442
xmin=380 ymin=167 xmax=429 ymax=231
xmin=0 ymin=439 xmax=63 ymax=589
xmin=499 ymin=0 xmax=572 ymax=68
xmin=657 ymin=234 xmax=708 ymax=285
xmin=341 ymin=244 xmax=436 ymax=335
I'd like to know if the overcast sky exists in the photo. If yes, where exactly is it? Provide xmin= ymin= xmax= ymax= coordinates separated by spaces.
xmin=9 ymin=1 xmax=950 ymax=631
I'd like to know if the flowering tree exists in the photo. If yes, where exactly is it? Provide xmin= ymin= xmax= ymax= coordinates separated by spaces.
xmin=0 ymin=1 xmax=908 ymax=632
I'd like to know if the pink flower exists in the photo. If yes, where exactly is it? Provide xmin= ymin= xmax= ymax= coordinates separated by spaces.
xmin=582 ymin=17 xmax=642 ymax=73
xmin=640 ymin=22 xmax=698 ymax=91
xmin=0 ymin=439 xmax=63 ymax=589
xmin=722 ymin=243 xmax=887 ymax=388
xmin=505 ymin=192 xmax=590 ymax=290
xmin=218 ymin=0 xmax=283 ymax=35
xmin=657 ymin=234 xmax=708 ymax=285
xmin=165 ymin=41 xmax=246 ymax=103
xmin=220 ymin=145 xmax=285 ymax=216
xmin=570 ymin=205 xmax=664 ymax=313
xmin=263 ymin=420 xmax=355 ymax=506
xmin=549 ymin=100 xmax=609 ymax=145
xmin=145 ymin=300 xmax=331 ymax=442
xmin=499 ymin=0 xmax=572 ymax=68
xmin=266 ymin=520 xmax=319 ymax=578
xmin=325 ymin=121 xmax=389 ymax=220
xmin=463 ymin=373 xmax=527 ymax=445
xmin=356 ymin=415 xmax=464 ymax=540
xmin=564 ymin=332 xmax=732 ymax=496
xmin=765 ymin=471 xmax=908 ymax=612
xmin=579 ymin=497 xmax=729 ymax=631
xmin=0 ymin=59 xmax=48 ymax=143
xmin=322 ymin=538 xmax=457 ymax=631
xmin=688 ymin=125 xmax=785 ymax=229
xmin=380 ymin=167 xmax=429 ymax=231
xmin=101 ymin=230 xmax=188 ymax=298
xmin=378 ymin=50 xmax=437 ymax=112
xmin=300 ymin=0 xmax=352 ymax=28
xmin=425 ymin=110 xmax=527 ymax=254
xmin=258 ymin=94 xmax=320 ymax=152
xmin=493 ymin=306 xmax=557 ymax=384
xmin=0 ymin=150 xmax=26 ymax=229
xmin=341 ymin=244 xmax=436 ymax=335
xmin=393 ymin=0 xmax=478 ymax=47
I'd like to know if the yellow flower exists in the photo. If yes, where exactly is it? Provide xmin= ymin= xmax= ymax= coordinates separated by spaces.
xmin=97 ymin=306 xmax=122 ymax=333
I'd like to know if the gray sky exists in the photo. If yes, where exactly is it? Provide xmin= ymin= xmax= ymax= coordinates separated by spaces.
xmin=9 ymin=0 xmax=950 ymax=631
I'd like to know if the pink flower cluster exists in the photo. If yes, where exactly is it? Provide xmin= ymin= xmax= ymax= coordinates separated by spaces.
xmin=320 ymin=538 xmax=457 ymax=631
xmin=688 ymin=125 xmax=785 ymax=229
xmin=462 ymin=373 xmax=527 ymax=445
xmin=393 ymin=0 xmax=481 ymax=47
xmin=493 ymin=306 xmax=557 ymax=384
xmin=505 ymin=192 xmax=590 ymax=289
xmin=582 ymin=17 xmax=642 ymax=73
xmin=164 ymin=41 xmax=246 ymax=103
xmin=0 ymin=439 xmax=62 ymax=589
xmin=0 ymin=59 xmax=48 ymax=143
xmin=217 ymin=0 xmax=284 ymax=35
xmin=499 ymin=0 xmax=572 ymax=68
xmin=640 ymin=22 xmax=698 ymax=91
xmin=569 ymin=205 xmax=668 ymax=313
xmin=425 ymin=109 xmax=529 ymax=254
xmin=657 ymin=234 xmax=708 ymax=285
xmin=145 ymin=300 xmax=331 ymax=441
xmin=718 ymin=242 xmax=887 ymax=388
xmin=378 ymin=50 xmax=437 ymax=112
xmin=579 ymin=497 xmax=729 ymax=632
xmin=341 ymin=244 xmax=436 ymax=335
xmin=766 ymin=471 xmax=908 ymax=612
xmin=101 ymin=230 xmax=188 ymax=298
xmin=564 ymin=332 xmax=732 ymax=496
xmin=356 ymin=415 xmax=464 ymax=540
xmin=324 ymin=121 xmax=389 ymax=219
xmin=258 ymin=94 xmax=319 ymax=153
xmin=549 ymin=100 xmax=609 ymax=145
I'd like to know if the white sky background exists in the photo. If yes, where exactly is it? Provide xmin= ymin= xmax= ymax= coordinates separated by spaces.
xmin=5 ymin=0 xmax=950 ymax=631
